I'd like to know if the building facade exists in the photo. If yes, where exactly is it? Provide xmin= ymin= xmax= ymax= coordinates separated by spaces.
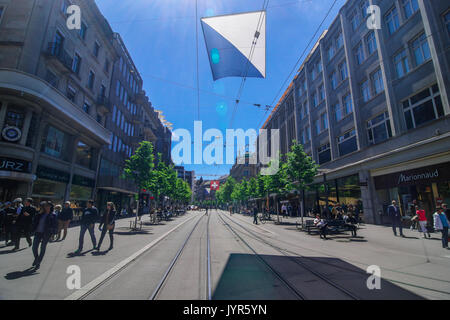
xmin=261 ymin=0 xmax=450 ymax=224
xmin=230 ymin=152 xmax=258 ymax=182
xmin=0 ymin=0 xmax=115 ymax=210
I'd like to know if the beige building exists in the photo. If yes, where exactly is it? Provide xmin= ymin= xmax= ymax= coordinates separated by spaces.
xmin=0 ymin=0 xmax=116 ymax=207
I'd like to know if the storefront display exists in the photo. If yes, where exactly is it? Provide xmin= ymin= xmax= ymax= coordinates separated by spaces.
xmin=374 ymin=162 xmax=450 ymax=218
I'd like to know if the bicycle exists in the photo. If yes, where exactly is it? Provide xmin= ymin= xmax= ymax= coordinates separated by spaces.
xmin=258 ymin=212 xmax=270 ymax=224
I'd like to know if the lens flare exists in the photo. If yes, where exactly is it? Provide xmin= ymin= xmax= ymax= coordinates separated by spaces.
xmin=211 ymin=48 xmax=220 ymax=64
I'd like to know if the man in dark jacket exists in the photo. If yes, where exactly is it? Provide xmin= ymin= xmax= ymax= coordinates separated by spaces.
xmin=74 ymin=200 xmax=98 ymax=254
xmin=15 ymin=198 xmax=36 ymax=249
xmin=387 ymin=200 xmax=404 ymax=237
xmin=56 ymin=201 xmax=73 ymax=241
xmin=253 ymin=206 xmax=258 ymax=225
xmin=32 ymin=201 xmax=57 ymax=270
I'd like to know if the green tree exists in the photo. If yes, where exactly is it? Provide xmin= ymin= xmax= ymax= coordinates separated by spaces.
xmin=284 ymin=141 xmax=318 ymax=224
xmin=123 ymin=141 xmax=155 ymax=226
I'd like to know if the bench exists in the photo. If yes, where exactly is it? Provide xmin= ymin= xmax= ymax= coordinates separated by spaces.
xmin=302 ymin=220 xmax=320 ymax=234
xmin=326 ymin=220 xmax=357 ymax=236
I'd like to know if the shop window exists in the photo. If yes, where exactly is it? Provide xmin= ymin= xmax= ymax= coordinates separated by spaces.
xmin=338 ymin=129 xmax=357 ymax=157
xmin=75 ymin=141 xmax=94 ymax=169
xmin=32 ymin=179 xmax=66 ymax=202
xmin=403 ymin=85 xmax=444 ymax=129
xmin=70 ymin=185 xmax=92 ymax=203
xmin=367 ymin=112 xmax=392 ymax=145
xmin=41 ymin=125 xmax=68 ymax=160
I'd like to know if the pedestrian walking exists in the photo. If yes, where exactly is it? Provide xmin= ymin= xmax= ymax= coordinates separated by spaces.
xmin=73 ymin=200 xmax=98 ymax=255
xmin=205 ymin=206 xmax=209 ymax=216
xmin=15 ymin=198 xmax=36 ymax=249
xmin=251 ymin=206 xmax=257 ymax=225
xmin=97 ymin=202 xmax=116 ymax=251
xmin=387 ymin=200 xmax=404 ymax=237
xmin=56 ymin=201 xmax=73 ymax=241
xmin=11 ymin=198 xmax=22 ymax=250
xmin=2 ymin=202 xmax=16 ymax=246
xmin=415 ymin=205 xmax=430 ymax=238
xmin=32 ymin=201 xmax=57 ymax=270
xmin=443 ymin=203 xmax=450 ymax=222
xmin=433 ymin=207 xmax=449 ymax=249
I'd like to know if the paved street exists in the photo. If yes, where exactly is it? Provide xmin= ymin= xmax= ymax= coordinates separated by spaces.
xmin=0 ymin=210 xmax=449 ymax=300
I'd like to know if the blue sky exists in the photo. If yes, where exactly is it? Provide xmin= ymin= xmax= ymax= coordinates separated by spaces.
xmin=96 ymin=0 xmax=346 ymax=179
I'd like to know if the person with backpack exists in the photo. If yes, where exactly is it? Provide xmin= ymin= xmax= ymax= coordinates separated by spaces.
xmin=433 ymin=207 xmax=449 ymax=249
xmin=32 ymin=201 xmax=57 ymax=270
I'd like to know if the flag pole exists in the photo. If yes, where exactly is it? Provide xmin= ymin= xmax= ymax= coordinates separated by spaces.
xmin=195 ymin=0 xmax=200 ymax=121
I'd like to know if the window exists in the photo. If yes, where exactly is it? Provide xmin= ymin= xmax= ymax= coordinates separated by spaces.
xmin=336 ymin=32 xmax=343 ymax=49
xmin=80 ymin=22 xmax=87 ymax=40
xmin=116 ymin=80 xmax=120 ymax=97
xmin=321 ymin=113 xmax=328 ymax=130
xmin=5 ymin=109 xmax=25 ymax=129
xmin=338 ymin=129 xmax=357 ymax=156
xmin=314 ymin=119 xmax=320 ymax=135
xmin=403 ymin=84 xmax=444 ymax=129
xmin=445 ymin=11 xmax=450 ymax=35
xmin=371 ymin=69 xmax=384 ymax=95
xmin=311 ymin=67 xmax=316 ymax=80
xmin=112 ymin=105 xmax=117 ymax=123
xmin=386 ymin=7 xmax=400 ymax=35
xmin=100 ymin=84 xmax=106 ymax=98
xmin=402 ymin=0 xmax=419 ymax=20
xmin=88 ymin=70 xmax=95 ymax=90
xmin=67 ymin=84 xmax=76 ymax=102
xmin=298 ymin=105 xmax=303 ymax=120
xmin=304 ymin=126 xmax=311 ymax=142
xmin=75 ymin=141 xmax=94 ymax=169
xmin=367 ymin=112 xmax=392 ymax=145
xmin=339 ymin=60 xmax=348 ymax=81
xmin=355 ymin=43 xmax=365 ymax=65
xmin=317 ymin=61 xmax=322 ymax=74
xmin=328 ymin=45 xmax=335 ymax=61
xmin=45 ymin=70 xmax=59 ymax=88
xmin=41 ymin=125 xmax=68 ymax=159
xmin=330 ymin=71 xmax=337 ymax=90
xmin=361 ymin=0 xmax=370 ymax=18
xmin=318 ymin=143 xmax=331 ymax=165
xmin=61 ymin=0 xmax=69 ymax=14
xmin=94 ymin=42 xmax=100 ymax=58
xmin=333 ymin=103 xmax=342 ymax=121
xmin=312 ymin=92 xmax=318 ymax=108
xmin=319 ymin=85 xmax=325 ymax=101
xmin=361 ymin=80 xmax=371 ymax=102
xmin=0 ymin=6 xmax=4 ymax=20
xmin=366 ymin=31 xmax=377 ymax=55
xmin=412 ymin=33 xmax=431 ymax=66
xmin=72 ymin=53 xmax=81 ymax=74
xmin=104 ymin=59 xmax=110 ymax=73
xmin=343 ymin=94 xmax=353 ymax=114
xmin=351 ymin=12 xmax=360 ymax=31
xmin=394 ymin=49 xmax=410 ymax=78
xmin=83 ymin=101 xmax=90 ymax=114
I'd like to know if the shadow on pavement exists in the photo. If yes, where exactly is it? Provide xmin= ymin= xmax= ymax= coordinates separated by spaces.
xmin=212 ymin=253 xmax=424 ymax=300
xmin=0 ymin=248 xmax=27 ymax=255
xmin=5 ymin=267 xmax=37 ymax=280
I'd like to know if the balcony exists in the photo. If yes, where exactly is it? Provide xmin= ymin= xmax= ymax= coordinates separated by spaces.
xmin=45 ymin=42 xmax=73 ymax=73
xmin=96 ymin=95 xmax=110 ymax=113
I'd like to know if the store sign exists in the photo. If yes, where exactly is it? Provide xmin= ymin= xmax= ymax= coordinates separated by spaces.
xmin=374 ymin=162 xmax=450 ymax=190
xmin=36 ymin=166 xmax=70 ymax=183
xmin=72 ymin=175 xmax=95 ymax=187
xmin=0 ymin=157 xmax=31 ymax=173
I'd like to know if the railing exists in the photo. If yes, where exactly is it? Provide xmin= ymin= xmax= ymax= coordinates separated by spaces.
xmin=46 ymin=42 xmax=73 ymax=71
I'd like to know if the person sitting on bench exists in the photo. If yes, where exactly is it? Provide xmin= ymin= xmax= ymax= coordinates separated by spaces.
xmin=314 ymin=214 xmax=328 ymax=240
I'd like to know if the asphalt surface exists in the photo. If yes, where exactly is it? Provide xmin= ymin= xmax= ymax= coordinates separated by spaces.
xmin=0 ymin=210 xmax=449 ymax=300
